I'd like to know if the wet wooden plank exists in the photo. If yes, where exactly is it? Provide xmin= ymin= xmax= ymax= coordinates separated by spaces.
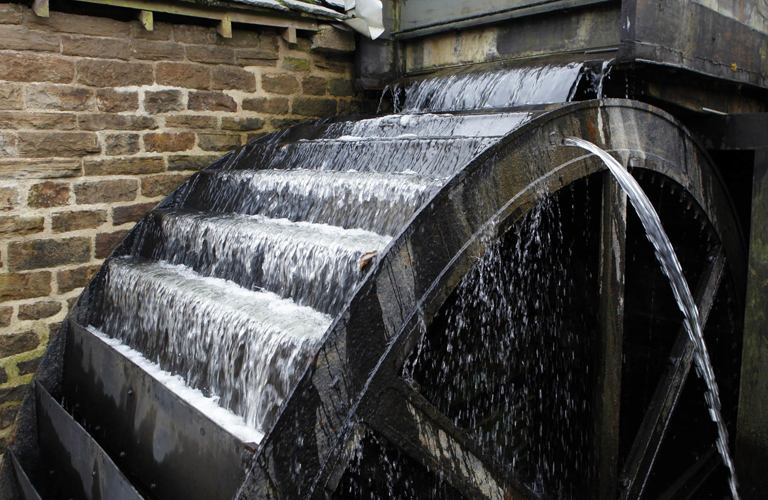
xmin=595 ymin=174 xmax=626 ymax=499
xmin=619 ymin=247 xmax=725 ymax=499
xmin=8 ymin=451 xmax=42 ymax=500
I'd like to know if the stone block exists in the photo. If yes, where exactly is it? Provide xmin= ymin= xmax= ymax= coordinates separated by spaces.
xmin=17 ymin=132 xmax=99 ymax=157
xmin=0 ymin=159 xmax=81 ymax=180
xmin=95 ymin=89 xmax=139 ymax=113
xmin=95 ymin=230 xmax=130 ymax=259
xmin=167 ymin=154 xmax=219 ymax=171
xmin=172 ymin=24 xmax=216 ymax=44
xmin=112 ymin=202 xmax=156 ymax=225
xmin=62 ymin=35 xmax=130 ymax=60
xmin=57 ymin=265 xmax=100 ymax=293
xmin=0 ymin=385 xmax=28 ymax=405
xmin=0 ymin=404 xmax=19 ymax=430
xmin=0 ymin=187 xmax=19 ymax=211
xmin=130 ymin=20 xmax=173 ymax=41
xmin=262 ymin=74 xmax=299 ymax=95
xmin=329 ymin=78 xmax=354 ymax=96
xmin=0 ymin=83 xmax=23 ymax=110
xmin=292 ymin=97 xmax=337 ymax=117
xmin=165 ymin=115 xmax=218 ymax=129
xmin=0 ymin=272 xmax=51 ymax=300
xmin=0 ymin=25 xmax=59 ymax=52
xmin=8 ymin=237 xmax=91 ymax=271
xmin=242 ymin=97 xmax=289 ymax=114
xmin=0 ymin=52 xmax=74 ymax=83
xmin=0 ymin=307 xmax=11 ymax=327
xmin=311 ymin=25 xmax=355 ymax=54
xmin=83 ymin=157 xmax=164 ymax=176
xmin=186 ymin=45 xmax=235 ymax=65
xmin=25 ymin=9 xmax=131 ymax=38
xmin=144 ymin=90 xmax=184 ymax=114
xmin=235 ymin=48 xmax=278 ymax=66
xmin=0 ymin=111 xmax=77 ymax=130
xmin=0 ymin=216 xmax=44 ymax=237
xmin=76 ymin=60 xmax=153 ymax=87
xmin=197 ymin=133 xmax=242 ymax=152
xmin=28 ymin=182 xmax=70 ymax=208
xmin=144 ymin=132 xmax=195 ymax=153
xmin=18 ymin=301 xmax=61 ymax=321
xmin=103 ymin=133 xmax=140 ymax=156
xmin=312 ymin=53 xmax=352 ymax=73
xmin=282 ymin=57 xmax=310 ymax=71
xmin=52 ymin=209 xmax=107 ymax=232
xmin=156 ymin=62 xmax=211 ymax=90
xmin=211 ymin=66 xmax=256 ymax=91
xmin=77 ymin=114 xmax=156 ymax=131
xmin=188 ymin=91 xmax=237 ymax=112
xmin=0 ymin=3 xmax=23 ymax=24
xmin=141 ymin=174 xmax=190 ymax=198
xmin=302 ymin=76 xmax=328 ymax=95
xmin=131 ymin=39 xmax=184 ymax=60
xmin=221 ymin=117 xmax=265 ymax=131
xmin=74 ymin=178 xmax=138 ymax=203
xmin=17 ymin=357 xmax=41 ymax=376
xmin=25 ymin=85 xmax=94 ymax=111
xmin=0 ymin=332 xmax=39 ymax=358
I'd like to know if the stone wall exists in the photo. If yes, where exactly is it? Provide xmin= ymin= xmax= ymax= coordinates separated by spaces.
xmin=0 ymin=0 xmax=362 ymax=453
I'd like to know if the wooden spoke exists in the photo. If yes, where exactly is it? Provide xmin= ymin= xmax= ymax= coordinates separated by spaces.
xmin=595 ymin=174 xmax=627 ymax=499
xmin=363 ymin=380 xmax=536 ymax=500
xmin=656 ymin=449 xmax=720 ymax=500
xmin=619 ymin=247 xmax=726 ymax=499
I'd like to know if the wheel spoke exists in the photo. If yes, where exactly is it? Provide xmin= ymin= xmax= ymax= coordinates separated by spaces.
xmin=363 ymin=380 xmax=536 ymax=500
xmin=595 ymin=174 xmax=627 ymax=499
xmin=618 ymin=247 xmax=726 ymax=499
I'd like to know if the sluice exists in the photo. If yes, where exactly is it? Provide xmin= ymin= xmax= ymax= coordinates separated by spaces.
xmin=0 ymin=58 xmax=756 ymax=499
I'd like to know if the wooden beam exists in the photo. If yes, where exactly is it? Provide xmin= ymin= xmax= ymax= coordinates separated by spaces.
xmin=139 ymin=10 xmax=153 ymax=31
xmin=594 ymin=174 xmax=627 ymax=499
xmin=283 ymin=26 xmax=298 ymax=44
xmin=217 ymin=16 xmax=232 ymax=38
xmin=72 ymin=0 xmax=318 ymax=31
xmin=736 ymin=148 xmax=768 ymax=500
xmin=32 ymin=0 xmax=49 ymax=18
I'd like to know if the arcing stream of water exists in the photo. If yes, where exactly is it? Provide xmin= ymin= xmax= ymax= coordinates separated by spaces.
xmin=564 ymin=137 xmax=739 ymax=499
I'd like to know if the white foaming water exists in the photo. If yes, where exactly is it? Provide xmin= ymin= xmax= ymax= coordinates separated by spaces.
xmin=100 ymin=257 xmax=332 ymax=435
xmin=154 ymin=212 xmax=390 ymax=314
xmin=201 ymin=169 xmax=436 ymax=235
xmin=401 ymin=64 xmax=583 ymax=112
xmin=564 ymin=137 xmax=739 ymax=499
xmin=88 ymin=326 xmax=265 ymax=445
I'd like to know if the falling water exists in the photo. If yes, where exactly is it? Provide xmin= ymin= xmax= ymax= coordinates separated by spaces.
xmin=563 ymin=137 xmax=739 ymax=499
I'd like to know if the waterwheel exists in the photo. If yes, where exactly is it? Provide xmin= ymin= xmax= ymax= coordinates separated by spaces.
xmin=3 ymin=99 xmax=746 ymax=499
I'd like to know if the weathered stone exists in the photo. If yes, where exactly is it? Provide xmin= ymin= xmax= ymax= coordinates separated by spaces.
xmin=197 ymin=133 xmax=242 ymax=152
xmin=302 ymin=76 xmax=328 ymax=95
xmin=172 ymin=24 xmax=216 ymax=44
xmin=185 ymin=45 xmax=235 ymax=65
xmin=0 ymin=187 xmax=18 ymax=211
xmin=0 ymin=404 xmax=20 ymax=430
xmin=282 ymin=57 xmax=310 ymax=72
xmin=211 ymin=66 xmax=256 ymax=91
xmin=95 ymin=230 xmax=130 ymax=259
xmin=52 ymin=209 xmax=107 ymax=232
xmin=165 ymin=115 xmax=218 ymax=129
xmin=95 ymin=89 xmax=139 ymax=113
xmin=144 ymin=90 xmax=184 ymax=114
xmin=188 ymin=91 xmax=237 ymax=112
xmin=103 ymin=134 xmax=140 ymax=156
xmin=131 ymin=39 xmax=184 ymax=60
xmin=144 ymin=132 xmax=195 ymax=152
xmin=156 ymin=62 xmax=211 ymax=89
xmin=48 ymin=321 xmax=63 ymax=339
xmin=0 ymin=272 xmax=51 ymax=300
xmin=0 ymin=25 xmax=60 ymax=52
xmin=0 ymin=216 xmax=44 ymax=237
xmin=18 ymin=301 xmax=61 ymax=321
xmin=0 ymin=130 xmax=16 ymax=156
xmin=8 ymin=237 xmax=91 ymax=271
xmin=0 ymin=83 xmax=23 ymax=110
xmin=25 ymin=10 xmax=131 ymax=37
xmin=76 ymin=60 xmax=153 ymax=87
xmin=28 ymin=182 xmax=70 ymax=208
xmin=167 ymin=154 xmax=219 ymax=171
xmin=242 ymin=97 xmax=289 ymax=114
xmin=0 ymin=306 xmax=11 ymax=327
xmin=0 ymin=111 xmax=77 ymax=130
xmin=112 ymin=202 xmax=156 ymax=225
xmin=312 ymin=53 xmax=352 ymax=73
xmin=0 ymin=159 xmax=80 ymax=180
xmin=77 ymin=114 xmax=156 ymax=131
xmin=329 ymin=78 xmax=354 ymax=96
xmin=141 ymin=174 xmax=189 ymax=198
xmin=74 ymin=178 xmax=138 ymax=204
xmin=292 ymin=97 xmax=337 ymax=117
xmin=62 ymin=35 xmax=130 ymax=60
xmin=0 ymin=384 xmax=27 ymax=405
xmin=311 ymin=25 xmax=355 ymax=54
xmin=130 ymin=20 xmax=173 ymax=41
xmin=262 ymin=74 xmax=299 ymax=95
xmin=0 ymin=3 xmax=23 ymax=24
xmin=270 ymin=117 xmax=303 ymax=129
xmin=221 ymin=117 xmax=265 ymax=131
xmin=235 ymin=48 xmax=278 ymax=66
xmin=83 ymin=157 xmax=164 ymax=176
xmin=16 ymin=132 xmax=99 ymax=157
xmin=0 ymin=53 xmax=74 ymax=83
xmin=25 ymin=85 xmax=94 ymax=111
xmin=0 ymin=332 xmax=39 ymax=358
xmin=17 ymin=357 xmax=41 ymax=376
xmin=57 ymin=265 xmax=100 ymax=293
xmin=224 ymin=30 xmax=278 ymax=49
xmin=0 ymin=367 xmax=6 ymax=385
